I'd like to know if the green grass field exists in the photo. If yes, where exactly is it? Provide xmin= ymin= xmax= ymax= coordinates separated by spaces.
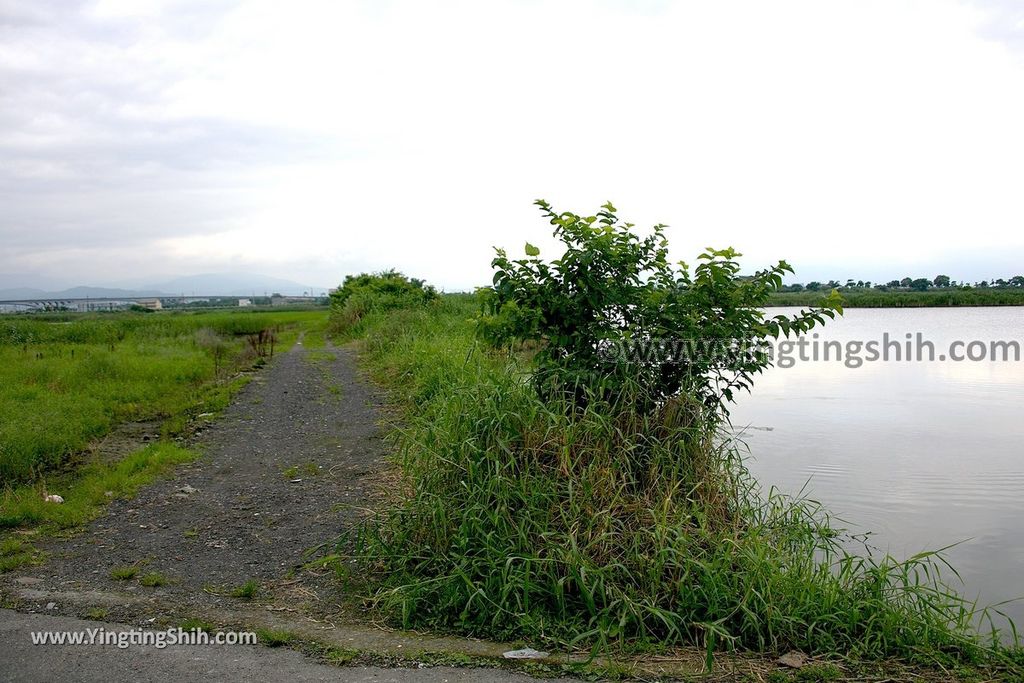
xmin=0 ymin=308 xmax=327 ymax=532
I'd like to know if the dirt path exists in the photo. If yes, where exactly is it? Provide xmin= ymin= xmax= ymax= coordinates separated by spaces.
xmin=2 ymin=338 xmax=387 ymax=621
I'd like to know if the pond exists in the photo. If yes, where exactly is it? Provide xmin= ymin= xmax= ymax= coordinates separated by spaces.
xmin=732 ymin=306 xmax=1024 ymax=638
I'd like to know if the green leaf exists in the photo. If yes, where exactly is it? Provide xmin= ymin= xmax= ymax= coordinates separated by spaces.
xmin=525 ymin=242 xmax=540 ymax=257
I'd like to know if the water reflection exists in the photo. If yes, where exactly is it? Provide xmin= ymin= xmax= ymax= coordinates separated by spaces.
xmin=732 ymin=306 xmax=1024 ymax=635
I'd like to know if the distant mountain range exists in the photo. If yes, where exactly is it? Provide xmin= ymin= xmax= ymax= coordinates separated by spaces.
xmin=0 ymin=273 xmax=330 ymax=300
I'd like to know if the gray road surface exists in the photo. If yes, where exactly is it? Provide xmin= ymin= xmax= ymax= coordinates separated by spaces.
xmin=0 ymin=610 xmax=561 ymax=683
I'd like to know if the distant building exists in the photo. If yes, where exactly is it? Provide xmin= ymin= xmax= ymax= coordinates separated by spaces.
xmin=136 ymin=298 xmax=163 ymax=310
xmin=238 ymin=298 xmax=252 ymax=307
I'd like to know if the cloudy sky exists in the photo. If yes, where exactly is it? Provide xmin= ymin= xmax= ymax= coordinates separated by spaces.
xmin=2 ymin=0 xmax=1023 ymax=291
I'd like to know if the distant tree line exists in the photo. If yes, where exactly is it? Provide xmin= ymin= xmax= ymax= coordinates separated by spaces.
xmin=780 ymin=274 xmax=1024 ymax=293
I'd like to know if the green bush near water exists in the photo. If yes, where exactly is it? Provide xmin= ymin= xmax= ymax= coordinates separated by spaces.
xmin=335 ymin=203 xmax=1020 ymax=670
xmin=479 ymin=200 xmax=841 ymax=411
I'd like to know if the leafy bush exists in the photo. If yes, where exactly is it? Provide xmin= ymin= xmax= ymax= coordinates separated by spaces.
xmin=479 ymin=200 xmax=842 ymax=412
xmin=329 ymin=270 xmax=438 ymax=333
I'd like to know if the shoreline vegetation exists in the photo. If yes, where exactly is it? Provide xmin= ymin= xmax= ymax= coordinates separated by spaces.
xmin=333 ymin=291 xmax=1022 ymax=679
xmin=768 ymin=274 xmax=1024 ymax=308
xmin=326 ymin=202 xmax=1022 ymax=680
xmin=769 ymin=287 xmax=1024 ymax=307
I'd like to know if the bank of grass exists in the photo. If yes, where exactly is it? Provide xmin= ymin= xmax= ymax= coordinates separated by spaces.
xmin=337 ymin=295 xmax=1021 ymax=676
xmin=769 ymin=288 xmax=1024 ymax=307
xmin=0 ymin=309 xmax=327 ymax=533
xmin=0 ymin=442 xmax=198 ymax=532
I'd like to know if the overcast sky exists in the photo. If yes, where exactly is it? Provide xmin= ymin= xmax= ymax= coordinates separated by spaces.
xmin=1 ymin=0 xmax=1022 ymax=291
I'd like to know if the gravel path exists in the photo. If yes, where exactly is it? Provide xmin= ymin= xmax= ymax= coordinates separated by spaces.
xmin=3 ymin=338 xmax=387 ymax=616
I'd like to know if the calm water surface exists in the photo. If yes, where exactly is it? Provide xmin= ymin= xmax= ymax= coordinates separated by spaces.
xmin=731 ymin=306 xmax=1024 ymax=634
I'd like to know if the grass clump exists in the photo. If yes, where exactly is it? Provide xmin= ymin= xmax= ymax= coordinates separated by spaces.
xmin=0 ymin=538 xmax=24 ymax=555
xmin=340 ymin=296 xmax=1020 ymax=670
xmin=138 ymin=571 xmax=169 ymax=587
xmin=179 ymin=617 xmax=215 ymax=633
xmin=256 ymin=627 xmax=294 ymax=647
xmin=0 ymin=537 xmax=38 ymax=572
xmin=324 ymin=647 xmax=360 ymax=665
xmin=110 ymin=564 xmax=139 ymax=581
xmin=231 ymin=579 xmax=260 ymax=599
xmin=766 ymin=663 xmax=843 ymax=682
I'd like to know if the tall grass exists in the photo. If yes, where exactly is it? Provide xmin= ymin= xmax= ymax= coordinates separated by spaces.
xmin=339 ymin=296 xmax=1020 ymax=668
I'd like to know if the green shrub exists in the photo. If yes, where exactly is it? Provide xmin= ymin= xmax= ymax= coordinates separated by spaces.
xmin=479 ymin=200 xmax=841 ymax=412
xmin=138 ymin=571 xmax=169 ymax=587
xmin=230 ymin=579 xmax=259 ymax=599
xmin=329 ymin=270 xmax=439 ymax=333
